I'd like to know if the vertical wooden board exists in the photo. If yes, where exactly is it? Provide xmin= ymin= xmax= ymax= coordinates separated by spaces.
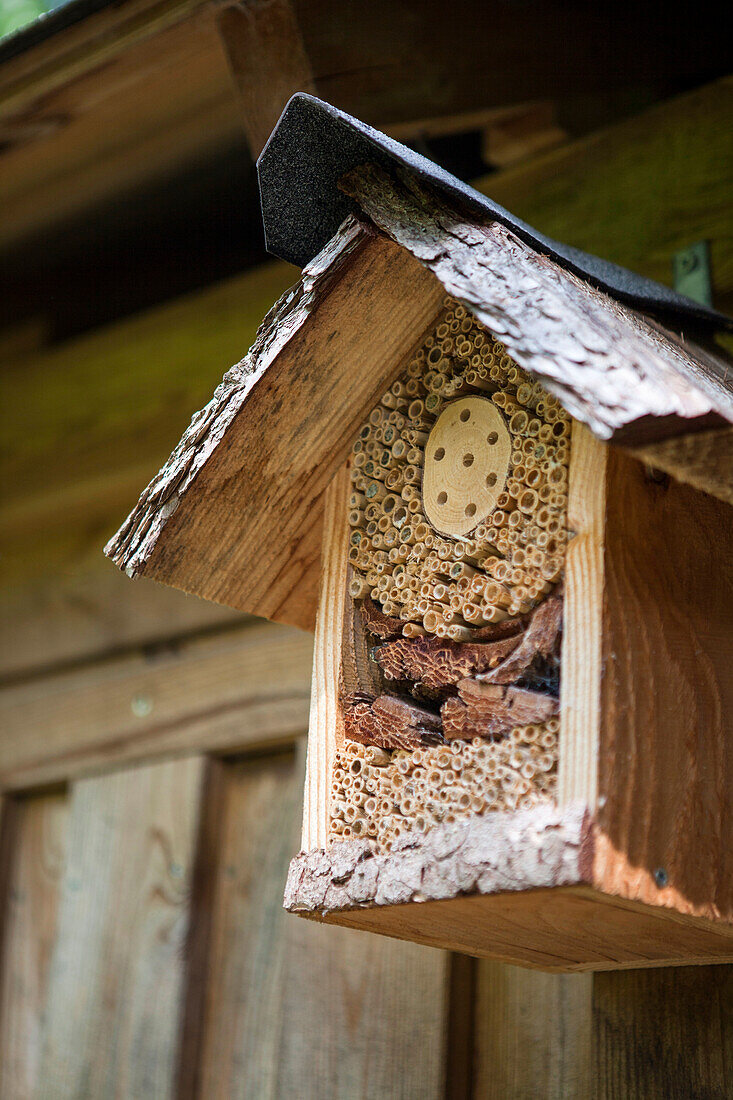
xmin=302 ymin=466 xmax=351 ymax=850
xmin=559 ymin=422 xmax=607 ymax=807
xmin=474 ymin=961 xmax=592 ymax=1099
xmin=36 ymin=756 xmax=207 ymax=1100
xmin=596 ymin=450 xmax=733 ymax=920
xmin=276 ymin=916 xmax=449 ymax=1099
xmin=592 ymin=965 xmax=733 ymax=1099
xmin=197 ymin=751 xmax=303 ymax=1099
xmin=0 ymin=792 xmax=69 ymax=1100
xmin=199 ymin=749 xmax=451 ymax=1099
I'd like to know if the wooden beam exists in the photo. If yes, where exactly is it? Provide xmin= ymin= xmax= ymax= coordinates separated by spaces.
xmin=106 ymin=220 xmax=444 ymax=630
xmin=481 ymin=102 xmax=566 ymax=169
xmin=0 ymin=621 xmax=311 ymax=792
xmin=0 ymin=12 xmax=244 ymax=253
xmin=217 ymin=1 xmax=315 ymax=159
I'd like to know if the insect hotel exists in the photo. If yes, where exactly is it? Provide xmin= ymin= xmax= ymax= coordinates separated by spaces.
xmin=106 ymin=96 xmax=733 ymax=971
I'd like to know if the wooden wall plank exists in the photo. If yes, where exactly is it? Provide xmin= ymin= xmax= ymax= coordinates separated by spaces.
xmin=199 ymin=749 xmax=451 ymax=1099
xmin=474 ymin=962 xmax=592 ymax=1099
xmin=36 ymin=757 xmax=207 ymax=1099
xmin=0 ymin=257 xmax=296 ymax=682
xmin=0 ymin=570 xmax=241 ymax=685
xmin=592 ymin=966 xmax=733 ymax=1099
xmin=0 ymin=621 xmax=312 ymax=791
xmin=1 ymin=259 xmax=295 ymax=593
xmin=0 ymin=792 xmax=69 ymax=1100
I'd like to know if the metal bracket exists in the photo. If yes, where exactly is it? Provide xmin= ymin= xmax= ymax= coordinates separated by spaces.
xmin=673 ymin=240 xmax=713 ymax=307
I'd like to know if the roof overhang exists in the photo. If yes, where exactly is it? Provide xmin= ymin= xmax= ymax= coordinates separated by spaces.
xmin=105 ymin=106 xmax=733 ymax=631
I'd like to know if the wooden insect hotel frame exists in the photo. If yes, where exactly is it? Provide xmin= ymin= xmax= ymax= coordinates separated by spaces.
xmin=106 ymin=96 xmax=733 ymax=971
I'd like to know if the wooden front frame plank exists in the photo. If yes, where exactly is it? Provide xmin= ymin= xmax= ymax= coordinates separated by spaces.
xmin=302 ymin=466 xmax=350 ymax=850
xmin=558 ymin=424 xmax=607 ymax=806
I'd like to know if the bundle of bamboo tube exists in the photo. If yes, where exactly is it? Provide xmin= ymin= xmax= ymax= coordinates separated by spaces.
xmin=348 ymin=297 xmax=570 ymax=636
xmin=335 ymin=296 xmax=569 ymax=851
xmin=330 ymin=718 xmax=559 ymax=850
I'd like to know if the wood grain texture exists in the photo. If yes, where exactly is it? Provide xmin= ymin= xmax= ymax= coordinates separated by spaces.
xmin=474 ymin=962 xmax=592 ymax=1098
xmin=36 ymin=756 xmax=208 ymax=1099
xmin=631 ymin=425 xmax=733 ymax=505
xmin=594 ymin=449 xmax=733 ymax=921
xmin=0 ymin=793 xmax=69 ymax=1100
xmin=217 ymin=1 xmax=315 ymax=158
xmin=0 ymin=570 xmax=242 ymax=685
xmin=559 ymin=424 xmax=607 ymax=806
xmin=0 ymin=9 xmax=243 ymax=254
xmin=320 ymin=887 xmax=733 ymax=973
xmin=0 ymin=620 xmax=311 ymax=791
xmin=106 ymin=220 xmax=444 ymax=629
xmin=592 ymin=965 xmax=733 ymax=1099
xmin=342 ymin=164 xmax=733 ymax=444
xmin=302 ymin=467 xmax=350 ymax=849
xmin=200 ymin=750 xmax=450 ymax=1099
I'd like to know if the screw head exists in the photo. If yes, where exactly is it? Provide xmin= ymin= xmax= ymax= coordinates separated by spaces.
xmin=654 ymin=867 xmax=668 ymax=888
xmin=131 ymin=694 xmax=153 ymax=718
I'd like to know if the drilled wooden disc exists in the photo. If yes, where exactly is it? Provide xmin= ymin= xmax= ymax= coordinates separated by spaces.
xmin=422 ymin=397 xmax=511 ymax=537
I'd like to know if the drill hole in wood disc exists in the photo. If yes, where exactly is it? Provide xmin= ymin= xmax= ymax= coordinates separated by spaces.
xmin=423 ymin=396 xmax=511 ymax=537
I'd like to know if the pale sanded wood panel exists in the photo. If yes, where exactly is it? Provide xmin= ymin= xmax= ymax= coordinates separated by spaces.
xmin=592 ymin=965 xmax=733 ymax=1099
xmin=559 ymin=423 xmax=606 ymax=807
xmin=474 ymin=962 xmax=592 ymax=1099
xmin=199 ymin=750 xmax=450 ymax=1099
xmin=36 ymin=757 xmax=208 ymax=1100
xmin=0 ymin=793 xmax=69 ymax=1100
xmin=302 ymin=466 xmax=350 ymax=850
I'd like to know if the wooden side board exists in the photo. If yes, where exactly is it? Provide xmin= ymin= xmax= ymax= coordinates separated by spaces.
xmin=592 ymin=448 xmax=733 ymax=921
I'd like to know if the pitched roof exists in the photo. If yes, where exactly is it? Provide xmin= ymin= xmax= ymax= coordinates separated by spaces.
xmin=105 ymin=104 xmax=733 ymax=631
xmin=258 ymin=94 xmax=733 ymax=332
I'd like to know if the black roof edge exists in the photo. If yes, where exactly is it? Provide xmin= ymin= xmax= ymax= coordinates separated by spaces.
xmin=257 ymin=94 xmax=732 ymax=334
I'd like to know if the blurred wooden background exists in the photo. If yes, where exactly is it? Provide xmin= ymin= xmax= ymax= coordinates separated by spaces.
xmin=0 ymin=2 xmax=731 ymax=1094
